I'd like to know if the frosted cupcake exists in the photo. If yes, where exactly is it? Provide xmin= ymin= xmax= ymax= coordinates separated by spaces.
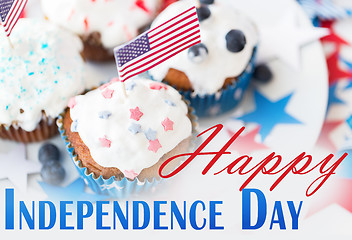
xmin=41 ymin=0 xmax=162 ymax=61
xmin=149 ymin=0 xmax=259 ymax=117
xmin=58 ymin=78 xmax=195 ymax=196
xmin=0 ymin=19 xmax=85 ymax=142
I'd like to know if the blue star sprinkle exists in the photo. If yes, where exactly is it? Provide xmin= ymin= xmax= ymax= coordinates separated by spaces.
xmin=128 ymin=123 xmax=141 ymax=134
xmin=144 ymin=128 xmax=157 ymax=141
xmin=328 ymin=83 xmax=345 ymax=110
xmin=38 ymin=178 xmax=108 ymax=202
xmin=98 ymin=111 xmax=112 ymax=119
xmin=164 ymin=99 xmax=176 ymax=107
xmin=236 ymin=91 xmax=301 ymax=140
xmin=340 ymin=56 xmax=352 ymax=71
xmin=347 ymin=115 xmax=352 ymax=130
xmin=125 ymin=81 xmax=136 ymax=91
xmin=71 ymin=120 xmax=78 ymax=132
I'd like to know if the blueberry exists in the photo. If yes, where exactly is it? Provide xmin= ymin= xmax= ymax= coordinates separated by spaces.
xmin=200 ymin=0 xmax=215 ymax=4
xmin=40 ymin=161 xmax=66 ymax=185
xmin=196 ymin=6 xmax=211 ymax=22
xmin=225 ymin=30 xmax=246 ymax=53
xmin=253 ymin=64 xmax=273 ymax=84
xmin=188 ymin=43 xmax=208 ymax=63
xmin=38 ymin=143 xmax=60 ymax=164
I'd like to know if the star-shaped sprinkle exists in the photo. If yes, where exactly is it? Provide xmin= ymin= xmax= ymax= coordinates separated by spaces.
xmin=162 ymin=117 xmax=174 ymax=131
xmin=123 ymin=170 xmax=139 ymax=180
xmin=144 ymin=128 xmax=157 ymax=141
xmin=321 ymin=21 xmax=350 ymax=47
xmin=130 ymin=107 xmax=143 ymax=121
xmin=0 ymin=145 xmax=41 ymax=193
xmin=328 ymin=83 xmax=345 ymax=110
xmin=227 ymin=126 xmax=269 ymax=155
xmin=99 ymin=136 xmax=111 ymax=148
xmin=150 ymin=82 xmax=168 ymax=90
xmin=68 ymin=97 xmax=77 ymax=109
xmin=101 ymin=88 xmax=114 ymax=99
xmin=39 ymin=178 xmax=108 ymax=202
xmin=326 ymin=48 xmax=352 ymax=85
xmin=236 ymin=91 xmax=301 ymax=140
xmin=98 ymin=111 xmax=112 ymax=119
xmin=148 ymin=139 xmax=162 ymax=153
xmin=128 ymin=123 xmax=141 ymax=134
xmin=164 ymin=99 xmax=176 ymax=106
xmin=71 ymin=120 xmax=78 ymax=132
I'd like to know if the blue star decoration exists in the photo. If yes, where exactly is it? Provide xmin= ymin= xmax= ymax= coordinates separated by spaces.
xmin=328 ymin=83 xmax=345 ymax=110
xmin=38 ymin=178 xmax=109 ymax=202
xmin=344 ymin=80 xmax=352 ymax=90
xmin=235 ymin=91 xmax=301 ymax=140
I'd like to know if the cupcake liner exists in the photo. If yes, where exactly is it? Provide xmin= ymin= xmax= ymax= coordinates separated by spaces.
xmin=57 ymin=103 xmax=198 ymax=198
xmin=157 ymin=47 xmax=257 ymax=118
xmin=0 ymin=116 xmax=58 ymax=143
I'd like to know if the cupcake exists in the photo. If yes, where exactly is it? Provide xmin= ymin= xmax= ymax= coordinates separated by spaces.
xmin=149 ymin=0 xmax=259 ymax=117
xmin=41 ymin=0 xmax=162 ymax=62
xmin=0 ymin=19 xmax=85 ymax=143
xmin=57 ymin=78 xmax=195 ymax=196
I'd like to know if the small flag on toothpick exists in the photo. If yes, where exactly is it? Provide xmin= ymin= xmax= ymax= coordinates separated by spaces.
xmin=114 ymin=6 xmax=201 ymax=82
xmin=0 ymin=0 xmax=27 ymax=37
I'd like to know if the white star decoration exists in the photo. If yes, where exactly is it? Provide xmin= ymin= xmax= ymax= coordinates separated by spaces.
xmin=257 ymin=10 xmax=329 ymax=70
xmin=0 ymin=145 xmax=41 ymax=192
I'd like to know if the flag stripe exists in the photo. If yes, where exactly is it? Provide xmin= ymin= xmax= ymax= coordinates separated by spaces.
xmin=5 ymin=0 xmax=25 ymax=33
xmin=119 ymin=27 xmax=200 ymax=72
xmin=119 ymin=34 xmax=201 ymax=77
xmin=148 ymin=6 xmax=195 ymax=35
xmin=3 ymin=0 xmax=20 ymax=27
xmin=120 ymin=40 xmax=201 ymax=80
xmin=148 ymin=11 xmax=197 ymax=40
xmin=149 ymin=17 xmax=198 ymax=45
xmin=1 ymin=0 xmax=27 ymax=37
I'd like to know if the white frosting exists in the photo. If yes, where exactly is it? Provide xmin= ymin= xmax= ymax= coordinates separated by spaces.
xmin=41 ymin=0 xmax=161 ymax=49
xmin=69 ymin=78 xmax=192 ymax=177
xmin=149 ymin=0 xmax=259 ymax=95
xmin=0 ymin=19 xmax=85 ymax=132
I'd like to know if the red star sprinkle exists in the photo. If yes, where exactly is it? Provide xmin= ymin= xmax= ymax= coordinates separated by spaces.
xmin=326 ymin=48 xmax=352 ymax=86
xmin=320 ymin=20 xmax=350 ymax=47
xmin=130 ymin=107 xmax=143 ymax=121
xmin=162 ymin=117 xmax=174 ymax=131
xmin=227 ymin=126 xmax=268 ymax=155
xmin=150 ymin=82 xmax=168 ymax=90
xmin=134 ymin=0 xmax=150 ymax=14
xmin=99 ymin=136 xmax=111 ymax=148
xmin=101 ymin=88 xmax=114 ymax=99
xmin=316 ymin=120 xmax=344 ymax=152
xmin=68 ymin=97 xmax=77 ymax=109
xmin=123 ymin=170 xmax=139 ymax=180
xmin=148 ymin=139 xmax=162 ymax=153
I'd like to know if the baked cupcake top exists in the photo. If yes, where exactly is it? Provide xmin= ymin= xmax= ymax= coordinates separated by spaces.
xmin=41 ymin=0 xmax=161 ymax=49
xmin=69 ymin=78 xmax=192 ymax=179
xmin=149 ymin=0 xmax=259 ymax=95
xmin=0 ymin=19 xmax=85 ymax=132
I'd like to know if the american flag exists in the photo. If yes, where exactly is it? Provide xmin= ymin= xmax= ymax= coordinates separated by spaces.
xmin=114 ymin=6 xmax=201 ymax=82
xmin=0 ymin=0 xmax=27 ymax=37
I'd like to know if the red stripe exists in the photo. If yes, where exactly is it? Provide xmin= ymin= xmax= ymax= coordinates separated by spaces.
xmin=121 ymin=40 xmax=201 ymax=81
xmin=120 ymin=35 xmax=200 ymax=78
xmin=148 ymin=11 xmax=197 ymax=39
xmin=149 ymin=18 xmax=198 ymax=45
xmin=4 ymin=1 xmax=19 ymax=27
xmin=119 ymin=28 xmax=200 ymax=71
xmin=148 ymin=6 xmax=195 ymax=34
xmin=5 ymin=1 xmax=27 ymax=36
xmin=4 ymin=0 xmax=26 ymax=32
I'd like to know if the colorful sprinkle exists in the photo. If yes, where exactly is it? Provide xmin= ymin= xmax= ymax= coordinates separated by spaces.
xmin=150 ymin=82 xmax=168 ymax=90
xmin=144 ymin=128 xmax=157 ymax=141
xmin=71 ymin=120 xmax=78 ymax=132
xmin=99 ymin=136 xmax=111 ymax=148
xmin=148 ymin=139 xmax=162 ymax=153
xmin=162 ymin=118 xmax=174 ymax=131
xmin=129 ymin=107 xmax=143 ymax=121
xmin=134 ymin=0 xmax=151 ymax=14
xmin=128 ymin=123 xmax=141 ymax=134
xmin=68 ymin=97 xmax=77 ymax=109
xmin=101 ymin=88 xmax=114 ymax=99
xmin=164 ymin=99 xmax=176 ymax=106
xmin=84 ymin=17 xmax=89 ymax=32
xmin=98 ymin=111 xmax=112 ymax=119
xmin=123 ymin=170 xmax=138 ymax=180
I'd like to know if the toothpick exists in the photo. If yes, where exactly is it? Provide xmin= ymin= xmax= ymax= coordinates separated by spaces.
xmin=121 ymin=81 xmax=128 ymax=99
xmin=7 ymin=37 xmax=14 ymax=49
